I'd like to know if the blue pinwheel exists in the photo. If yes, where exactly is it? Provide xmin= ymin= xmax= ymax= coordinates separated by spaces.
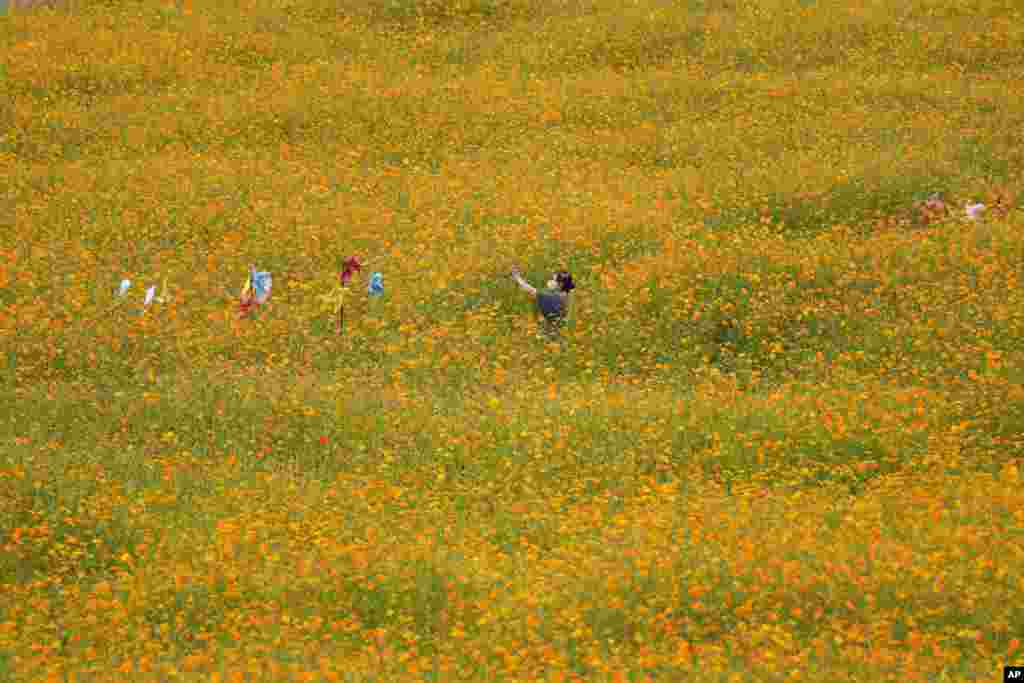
xmin=239 ymin=265 xmax=272 ymax=316
xmin=367 ymin=272 xmax=384 ymax=296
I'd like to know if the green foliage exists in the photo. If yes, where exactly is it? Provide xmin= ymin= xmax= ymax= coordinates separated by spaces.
xmin=1 ymin=0 xmax=1022 ymax=679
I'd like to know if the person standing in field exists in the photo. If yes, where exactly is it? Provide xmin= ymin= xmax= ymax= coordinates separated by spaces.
xmin=510 ymin=266 xmax=575 ymax=339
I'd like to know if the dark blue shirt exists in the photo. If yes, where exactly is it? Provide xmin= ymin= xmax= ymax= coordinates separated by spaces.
xmin=537 ymin=291 xmax=568 ymax=322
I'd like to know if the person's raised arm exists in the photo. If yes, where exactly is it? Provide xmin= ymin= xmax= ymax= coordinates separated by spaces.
xmin=510 ymin=267 xmax=537 ymax=296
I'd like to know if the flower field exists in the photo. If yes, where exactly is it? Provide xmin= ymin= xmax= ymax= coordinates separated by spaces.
xmin=1 ymin=0 xmax=1023 ymax=680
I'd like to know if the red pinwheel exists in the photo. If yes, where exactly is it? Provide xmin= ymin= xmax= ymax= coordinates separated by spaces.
xmin=321 ymin=256 xmax=365 ymax=335
xmin=340 ymin=256 xmax=362 ymax=285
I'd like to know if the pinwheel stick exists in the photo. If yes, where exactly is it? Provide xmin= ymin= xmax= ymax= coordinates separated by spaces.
xmin=337 ymin=286 xmax=352 ymax=334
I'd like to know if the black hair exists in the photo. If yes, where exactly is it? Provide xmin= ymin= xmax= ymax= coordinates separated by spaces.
xmin=555 ymin=271 xmax=575 ymax=293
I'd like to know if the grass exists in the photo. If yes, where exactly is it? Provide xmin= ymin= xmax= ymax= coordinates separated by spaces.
xmin=2 ymin=0 xmax=1024 ymax=680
